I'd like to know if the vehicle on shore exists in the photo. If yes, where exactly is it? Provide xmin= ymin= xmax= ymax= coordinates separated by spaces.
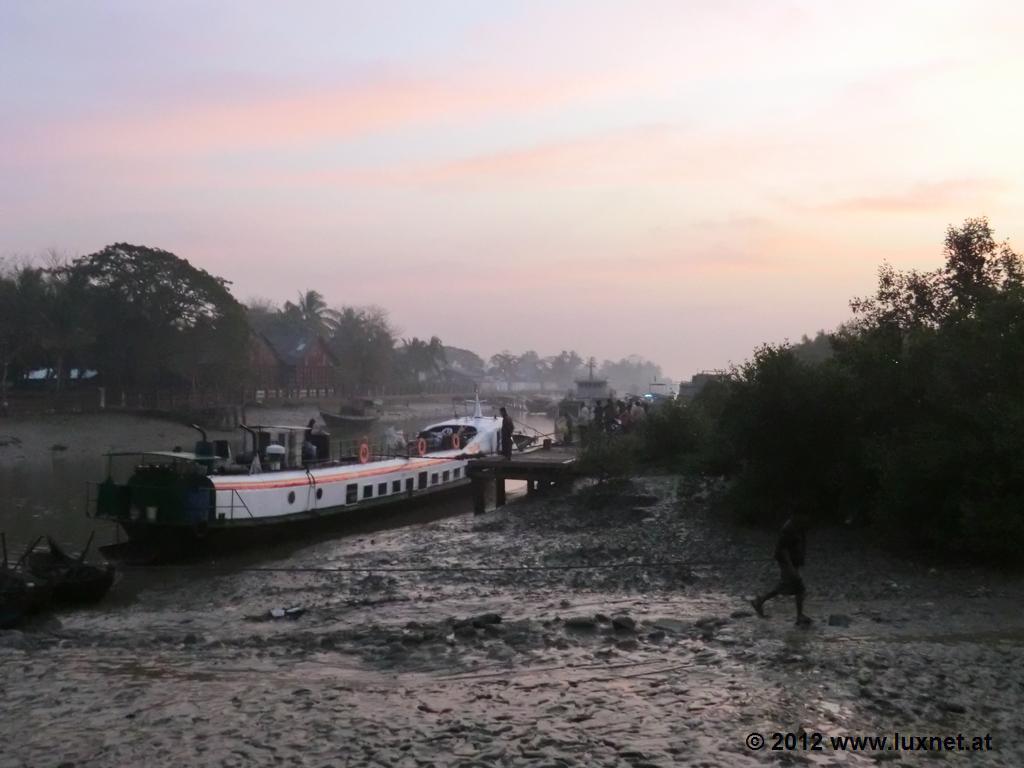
xmin=90 ymin=400 xmax=503 ymax=562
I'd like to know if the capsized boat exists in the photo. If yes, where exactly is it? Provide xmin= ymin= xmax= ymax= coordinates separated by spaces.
xmin=91 ymin=399 xmax=503 ymax=561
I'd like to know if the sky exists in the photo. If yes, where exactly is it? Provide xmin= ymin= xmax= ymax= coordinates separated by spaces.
xmin=1 ymin=0 xmax=1022 ymax=380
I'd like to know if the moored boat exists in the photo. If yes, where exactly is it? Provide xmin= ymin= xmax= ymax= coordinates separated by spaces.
xmin=26 ymin=535 xmax=115 ymax=604
xmin=1 ymin=535 xmax=52 ymax=627
xmin=320 ymin=398 xmax=381 ymax=429
xmin=91 ymin=399 xmax=503 ymax=561
xmin=319 ymin=410 xmax=379 ymax=428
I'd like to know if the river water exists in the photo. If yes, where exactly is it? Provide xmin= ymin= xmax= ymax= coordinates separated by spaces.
xmin=2 ymin=411 xmax=1024 ymax=767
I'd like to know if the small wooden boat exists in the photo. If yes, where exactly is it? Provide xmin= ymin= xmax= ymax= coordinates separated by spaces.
xmin=27 ymin=535 xmax=115 ymax=605
xmin=320 ymin=410 xmax=379 ymax=428
xmin=1 ymin=571 xmax=52 ymax=627
xmin=320 ymin=398 xmax=381 ymax=429
xmin=1 ymin=534 xmax=52 ymax=627
xmin=512 ymin=433 xmax=538 ymax=452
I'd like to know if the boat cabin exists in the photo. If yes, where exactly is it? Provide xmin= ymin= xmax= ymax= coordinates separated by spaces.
xmin=417 ymin=423 xmax=478 ymax=451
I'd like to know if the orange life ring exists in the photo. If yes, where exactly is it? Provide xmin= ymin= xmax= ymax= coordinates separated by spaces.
xmin=451 ymin=434 xmax=461 ymax=450
xmin=358 ymin=441 xmax=370 ymax=464
xmin=416 ymin=437 xmax=427 ymax=456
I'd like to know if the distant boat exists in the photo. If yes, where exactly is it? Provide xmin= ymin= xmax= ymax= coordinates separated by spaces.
xmin=320 ymin=410 xmax=379 ymax=428
xmin=320 ymin=398 xmax=381 ymax=428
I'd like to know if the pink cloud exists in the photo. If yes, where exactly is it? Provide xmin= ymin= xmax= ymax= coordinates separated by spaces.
xmin=23 ymin=71 xmax=615 ymax=162
xmin=824 ymin=178 xmax=1009 ymax=213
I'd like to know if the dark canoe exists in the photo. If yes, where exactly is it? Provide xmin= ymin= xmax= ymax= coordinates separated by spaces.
xmin=26 ymin=538 xmax=115 ymax=605
xmin=320 ymin=410 xmax=379 ymax=429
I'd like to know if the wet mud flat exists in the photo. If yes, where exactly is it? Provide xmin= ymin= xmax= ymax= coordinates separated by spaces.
xmin=2 ymin=477 xmax=1023 ymax=767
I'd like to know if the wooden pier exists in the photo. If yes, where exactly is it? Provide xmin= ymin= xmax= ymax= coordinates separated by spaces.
xmin=466 ymin=443 xmax=579 ymax=514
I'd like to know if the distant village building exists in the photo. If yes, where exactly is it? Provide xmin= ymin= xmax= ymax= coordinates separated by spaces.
xmin=676 ymin=371 xmax=726 ymax=400
xmin=574 ymin=376 xmax=611 ymax=401
xmin=248 ymin=325 xmax=337 ymax=392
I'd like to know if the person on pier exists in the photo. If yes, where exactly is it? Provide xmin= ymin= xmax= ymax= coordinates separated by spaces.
xmin=499 ymin=407 xmax=514 ymax=459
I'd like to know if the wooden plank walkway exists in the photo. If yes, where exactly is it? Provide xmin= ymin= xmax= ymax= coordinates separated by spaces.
xmin=466 ymin=444 xmax=578 ymax=513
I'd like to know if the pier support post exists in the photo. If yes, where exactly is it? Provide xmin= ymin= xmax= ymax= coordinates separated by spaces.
xmin=495 ymin=477 xmax=507 ymax=507
xmin=472 ymin=477 xmax=486 ymax=515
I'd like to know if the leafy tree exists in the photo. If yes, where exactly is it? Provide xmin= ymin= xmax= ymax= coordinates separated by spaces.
xmin=516 ymin=350 xmax=542 ymax=382
xmin=399 ymin=336 xmax=447 ymax=387
xmin=546 ymin=350 xmax=583 ymax=387
xmin=489 ymin=351 xmax=519 ymax=386
xmin=443 ymin=346 xmax=486 ymax=376
xmin=68 ymin=243 xmax=248 ymax=393
xmin=328 ymin=306 xmax=396 ymax=394
xmin=599 ymin=355 xmax=662 ymax=395
xmin=0 ymin=263 xmax=46 ymax=404
xmin=791 ymin=330 xmax=834 ymax=365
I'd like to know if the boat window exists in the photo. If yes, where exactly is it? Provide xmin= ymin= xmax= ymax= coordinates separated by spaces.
xmin=442 ymin=470 xmax=450 ymax=482
xmin=392 ymin=480 xmax=401 ymax=493
xmin=377 ymin=482 xmax=387 ymax=496
xmin=346 ymin=484 xmax=358 ymax=503
xmin=431 ymin=473 xmax=439 ymax=485
xmin=418 ymin=472 xmax=427 ymax=490
xmin=405 ymin=478 xmax=414 ymax=492
xmin=454 ymin=468 xmax=461 ymax=479
xmin=363 ymin=485 xmax=373 ymax=499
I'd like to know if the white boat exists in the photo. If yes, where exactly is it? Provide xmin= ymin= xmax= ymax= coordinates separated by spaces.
xmin=92 ymin=400 xmax=502 ymax=561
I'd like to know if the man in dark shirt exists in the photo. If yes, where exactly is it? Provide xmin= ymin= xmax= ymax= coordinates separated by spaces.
xmin=751 ymin=514 xmax=812 ymax=626
xmin=499 ymin=407 xmax=514 ymax=460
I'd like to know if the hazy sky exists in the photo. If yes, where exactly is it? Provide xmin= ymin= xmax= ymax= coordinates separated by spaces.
xmin=2 ymin=1 xmax=1022 ymax=379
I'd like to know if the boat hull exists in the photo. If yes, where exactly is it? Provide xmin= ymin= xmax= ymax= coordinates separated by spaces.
xmin=99 ymin=478 xmax=473 ymax=563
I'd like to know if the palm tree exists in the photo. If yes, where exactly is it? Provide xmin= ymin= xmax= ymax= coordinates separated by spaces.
xmin=284 ymin=289 xmax=336 ymax=336
xmin=401 ymin=336 xmax=447 ymax=382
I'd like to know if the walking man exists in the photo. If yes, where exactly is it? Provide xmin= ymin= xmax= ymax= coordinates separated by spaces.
xmin=751 ymin=513 xmax=812 ymax=626
xmin=499 ymin=406 xmax=515 ymax=460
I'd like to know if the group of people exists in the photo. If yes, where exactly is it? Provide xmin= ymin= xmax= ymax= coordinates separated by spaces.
xmin=566 ymin=397 xmax=649 ymax=443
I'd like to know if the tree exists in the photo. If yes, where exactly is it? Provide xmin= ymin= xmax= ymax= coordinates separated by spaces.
xmin=791 ymin=330 xmax=834 ymax=365
xmin=599 ymin=355 xmax=663 ymax=395
xmin=68 ymin=243 xmax=248 ymax=393
xmin=399 ymin=336 xmax=447 ymax=386
xmin=443 ymin=346 xmax=486 ymax=377
xmin=850 ymin=217 xmax=1024 ymax=332
xmin=38 ymin=265 xmax=95 ymax=393
xmin=0 ymin=263 xmax=45 ymax=406
xmin=284 ymin=289 xmax=336 ymax=336
xmin=328 ymin=306 xmax=397 ymax=394
xmin=516 ymin=350 xmax=541 ymax=382
xmin=489 ymin=351 xmax=519 ymax=386
xmin=546 ymin=350 xmax=583 ymax=387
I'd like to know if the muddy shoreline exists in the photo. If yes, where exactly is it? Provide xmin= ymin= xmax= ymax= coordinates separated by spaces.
xmin=2 ymin=476 xmax=1022 ymax=767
